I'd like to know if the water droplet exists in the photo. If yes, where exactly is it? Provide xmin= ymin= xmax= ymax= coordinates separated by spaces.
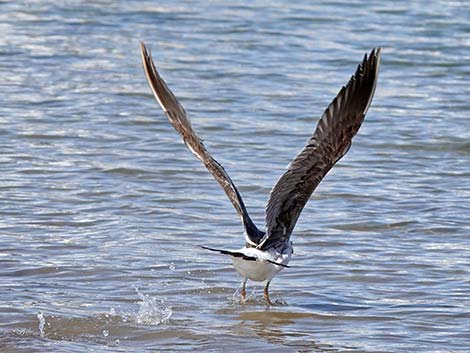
xmin=169 ymin=262 xmax=175 ymax=270
xmin=102 ymin=329 xmax=109 ymax=337
xmin=134 ymin=288 xmax=172 ymax=325
xmin=37 ymin=312 xmax=45 ymax=338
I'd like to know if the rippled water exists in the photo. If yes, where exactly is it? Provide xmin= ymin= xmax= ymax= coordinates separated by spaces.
xmin=1 ymin=1 xmax=469 ymax=352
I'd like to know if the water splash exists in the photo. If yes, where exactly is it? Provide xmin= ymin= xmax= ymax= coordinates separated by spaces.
xmin=229 ymin=288 xmax=288 ymax=306
xmin=134 ymin=287 xmax=172 ymax=325
xmin=37 ymin=312 xmax=45 ymax=338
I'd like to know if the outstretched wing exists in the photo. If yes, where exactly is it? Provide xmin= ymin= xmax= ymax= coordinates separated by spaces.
xmin=261 ymin=48 xmax=381 ymax=250
xmin=140 ymin=42 xmax=264 ymax=245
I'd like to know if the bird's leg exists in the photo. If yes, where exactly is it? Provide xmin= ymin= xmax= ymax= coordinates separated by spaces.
xmin=263 ymin=280 xmax=273 ymax=306
xmin=241 ymin=278 xmax=247 ymax=301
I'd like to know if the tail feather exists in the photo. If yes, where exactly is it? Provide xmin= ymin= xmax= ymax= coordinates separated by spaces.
xmin=199 ymin=245 xmax=257 ymax=261
xmin=199 ymin=246 xmax=290 ymax=268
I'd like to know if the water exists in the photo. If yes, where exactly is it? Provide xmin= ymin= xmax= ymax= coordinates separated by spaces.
xmin=1 ymin=1 xmax=469 ymax=352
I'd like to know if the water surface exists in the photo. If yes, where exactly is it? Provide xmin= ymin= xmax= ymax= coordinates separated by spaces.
xmin=1 ymin=1 xmax=469 ymax=352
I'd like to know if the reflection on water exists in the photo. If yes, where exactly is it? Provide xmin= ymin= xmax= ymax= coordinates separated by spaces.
xmin=1 ymin=0 xmax=469 ymax=352
xmin=235 ymin=312 xmax=322 ymax=351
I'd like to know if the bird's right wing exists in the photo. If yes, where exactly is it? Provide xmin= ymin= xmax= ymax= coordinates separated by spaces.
xmin=140 ymin=43 xmax=264 ymax=245
xmin=261 ymin=48 xmax=381 ymax=250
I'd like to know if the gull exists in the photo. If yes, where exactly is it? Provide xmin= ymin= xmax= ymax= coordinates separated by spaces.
xmin=140 ymin=43 xmax=381 ymax=305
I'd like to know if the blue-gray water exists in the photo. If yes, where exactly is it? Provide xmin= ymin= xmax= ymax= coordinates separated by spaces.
xmin=1 ymin=1 xmax=469 ymax=352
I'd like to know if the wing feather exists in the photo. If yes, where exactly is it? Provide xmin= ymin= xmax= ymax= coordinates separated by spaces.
xmin=261 ymin=48 xmax=381 ymax=250
xmin=140 ymin=42 xmax=264 ymax=245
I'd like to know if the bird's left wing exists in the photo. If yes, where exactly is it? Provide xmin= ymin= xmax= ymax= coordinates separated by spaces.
xmin=140 ymin=43 xmax=264 ymax=245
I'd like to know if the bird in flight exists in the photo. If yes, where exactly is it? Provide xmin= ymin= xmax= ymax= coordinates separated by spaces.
xmin=140 ymin=43 xmax=381 ymax=305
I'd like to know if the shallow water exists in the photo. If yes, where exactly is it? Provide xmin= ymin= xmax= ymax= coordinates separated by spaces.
xmin=1 ymin=1 xmax=469 ymax=352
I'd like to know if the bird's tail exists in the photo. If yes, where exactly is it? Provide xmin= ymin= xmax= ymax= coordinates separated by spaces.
xmin=199 ymin=246 xmax=290 ymax=268
xmin=199 ymin=245 xmax=252 ymax=258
